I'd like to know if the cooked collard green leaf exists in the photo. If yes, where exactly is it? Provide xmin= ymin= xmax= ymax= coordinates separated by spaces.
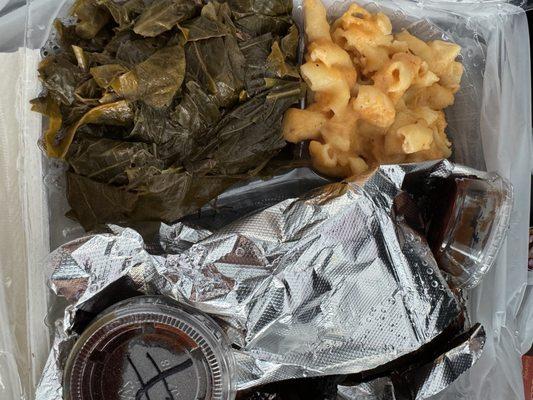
xmin=57 ymin=100 xmax=134 ymax=158
xmin=188 ymin=81 xmax=304 ymax=175
xmin=71 ymin=0 xmax=111 ymax=40
xmin=234 ymin=13 xmax=292 ymax=38
xmin=31 ymin=96 xmax=63 ymax=158
xmin=67 ymin=136 xmax=163 ymax=185
xmin=90 ymin=64 xmax=129 ymax=89
xmin=227 ymin=0 xmax=292 ymax=16
xmin=96 ymin=0 xmax=145 ymax=30
xmin=33 ymin=0 xmax=303 ymax=230
xmin=112 ymin=44 xmax=186 ymax=108
xmin=185 ymin=35 xmax=245 ymax=107
xmin=180 ymin=1 xmax=236 ymax=42
xmin=74 ymin=78 xmax=103 ymax=104
xmin=266 ymin=40 xmax=300 ymax=79
xmin=67 ymin=172 xmax=139 ymax=229
xmin=173 ymin=81 xmax=221 ymax=136
xmin=38 ymin=53 xmax=88 ymax=105
xmin=133 ymin=0 xmax=202 ymax=37
xmin=281 ymin=24 xmax=299 ymax=61
xmin=113 ymin=35 xmax=169 ymax=66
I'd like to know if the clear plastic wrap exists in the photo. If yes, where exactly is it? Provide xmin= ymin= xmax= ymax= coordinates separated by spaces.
xmin=0 ymin=0 xmax=530 ymax=398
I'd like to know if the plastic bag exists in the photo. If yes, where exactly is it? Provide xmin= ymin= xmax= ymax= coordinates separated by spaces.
xmin=0 ymin=0 xmax=530 ymax=398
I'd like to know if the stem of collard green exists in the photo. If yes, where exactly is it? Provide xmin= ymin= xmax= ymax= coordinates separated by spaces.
xmin=266 ymin=85 xmax=304 ymax=101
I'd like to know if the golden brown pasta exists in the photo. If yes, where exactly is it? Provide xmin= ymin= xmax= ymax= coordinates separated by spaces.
xmin=385 ymin=121 xmax=434 ymax=155
xmin=282 ymin=108 xmax=329 ymax=143
xmin=304 ymin=0 xmax=331 ymax=42
xmin=307 ymin=40 xmax=358 ymax=89
xmin=283 ymin=0 xmax=462 ymax=178
xmin=320 ymin=111 xmax=359 ymax=152
xmin=352 ymin=85 xmax=396 ymax=128
xmin=301 ymin=61 xmax=351 ymax=114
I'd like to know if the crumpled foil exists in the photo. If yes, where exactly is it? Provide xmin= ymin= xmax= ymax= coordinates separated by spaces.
xmin=37 ymin=161 xmax=506 ymax=399
xmin=337 ymin=324 xmax=486 ymax=400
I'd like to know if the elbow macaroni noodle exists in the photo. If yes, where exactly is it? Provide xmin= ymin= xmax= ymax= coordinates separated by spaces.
xmin=283 ymin=0 xmax=463 ymax=178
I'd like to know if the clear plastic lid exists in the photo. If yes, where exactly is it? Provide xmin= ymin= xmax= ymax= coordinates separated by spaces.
xmin=426 ymin=174 xmax=513 ymax=289
xmin=64 ymin=296 xmax=235 ymax=400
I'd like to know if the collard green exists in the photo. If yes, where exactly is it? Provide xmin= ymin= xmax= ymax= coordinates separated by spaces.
xmin=240 ymin=33 xmax=300 ymax=96
xmin=281 ymin=24 xmax=299 ymax=61
xmin=185 ymin=35 xmax=245 ymax=107
xmin=133 ymin=0 xmax=202 ymax=37
xmin=33 ymin=0 xmax=303 ymax=231
xmin=97 ymin=0 xmax=145 ymax=30
xmin=67 ymin=172 xmax=139 ymax=229
xmin=179 ymin=2 xmax=235 ymax=42
xmin=74 ymin=78 xmax=103 ymax=104
xmin=59 ymin=100 xmax=134 ymax=158
xmin=234 ymin=14 xmax=292 ymax=38
xmin=188 ymin=81 xmax=304 ymax=175
xmin=71 ymin=45 xmax=89 ymax=71
xmin=67 ymin=170 xmax=240 ymax=230
xmin=71 ymin=0 xmax=111 ymax=40
xmin=90 ymin=64 xmax=128 ymax=88
xmin=227 ymin=0 xmax=292 ymax=16
xmin=128 ymin=103 xmax=192 ymax=164
xmin=38 ymin=53 xmax=88 ymax=105
xmin=113 ymin=35 xmax=170 ymax=66
xmin=54 ymin=19 xmax=114 ymax=52
xmin=173 ymin=81 xmax=221 ymax=136
xmin=30 ymin=96 xmax=63 ymax=158
xmin=67 ymin=136 xmax=163 ymax=185
xmin=113 ymin=44 xmax=186 ymax=108
xmin=266 ymin=41 xmax=300 ymax=79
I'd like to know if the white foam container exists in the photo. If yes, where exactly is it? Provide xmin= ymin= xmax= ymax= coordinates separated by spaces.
xmin=0 ymin=0 xmax=531 ymax=398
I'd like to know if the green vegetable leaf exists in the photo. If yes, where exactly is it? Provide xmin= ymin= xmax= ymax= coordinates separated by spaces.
xmin=133 ymin=0 xmax=202 ymax=37
xmin=227 ymin=0 xmax=292 ymax=16
xmin=239 ymin=33 xmax=274 ymax=95
xmin=188 ymin=81 xmax=304 ymax=175
xmin=67 ymin=172 xmax=139 ymax=230
xmin=127 ymin=103 xmax=194 ymax=166
xmin=185 ymin=35 xmax=245 ymax=107
xmin=67 ymin=170 xmax=239 ymax=230
xmin=35 ymin=0 xmax=302 ymax=230
xmin=71 ymin=0 xmax=111 ymax=40
xmin=112 ymin=34 xmax=169 ymax=67
xmin=59 ymin=100 xmax=134 ymax=159
xmin=179 ymin=1 xmax=236 ymax=42
xmin=74 ymin=78 xmax=103 ymax=104
xmin=97 ymin=0 xmax=145 ymax=30
xmin=240 ymin=33 xmax=299 ymax=96
xmin=112 ymin=44 xmax=186 ymax=108
xmin=90 ymin=64 xmax=129 ymax=88
xmin=30 ymin=96 xmax=63 ymax=158
xmin=67 ymin=136 xmax=163 ymax=185
xmin=266 ymin=40 xmax=300 ymax=79
xmin=281 ymin=24 xmax=300 ymax=62
xmin=54 ymin=19 xmax=114 ymax=53
xmin=38 ymin=53 xmax=88 ymax=105
xmin=234 ymin=13 xmax=292 ymax=38
xmin=131 ymin=171 xmax=240 ymax=222
xmin=173 ymin=81 xmax=221 ymax=136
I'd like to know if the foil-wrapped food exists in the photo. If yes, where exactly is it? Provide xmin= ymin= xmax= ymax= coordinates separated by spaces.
xmin=36 ymin=160 xmax=511 ymax=400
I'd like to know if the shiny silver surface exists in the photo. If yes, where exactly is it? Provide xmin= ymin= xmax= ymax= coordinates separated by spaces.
xmin=37 ymin=161 xmax=500 ymax=398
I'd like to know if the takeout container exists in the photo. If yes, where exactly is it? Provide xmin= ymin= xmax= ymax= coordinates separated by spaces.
xmin=63 ymin=296 xmax=235 ymax=400
xmin=0 ymin=0 xmax=531 ymax=399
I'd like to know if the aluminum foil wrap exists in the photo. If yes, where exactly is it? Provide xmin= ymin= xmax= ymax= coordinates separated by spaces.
xmin=337 ymin=324 xmax=486 ymax=400
xmin=37 ymin=161 xmax=507 ymax=399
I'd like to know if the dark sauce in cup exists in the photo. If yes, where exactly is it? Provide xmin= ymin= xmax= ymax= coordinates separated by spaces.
xmin=64 ymin=296 xmax=234 ymax=400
